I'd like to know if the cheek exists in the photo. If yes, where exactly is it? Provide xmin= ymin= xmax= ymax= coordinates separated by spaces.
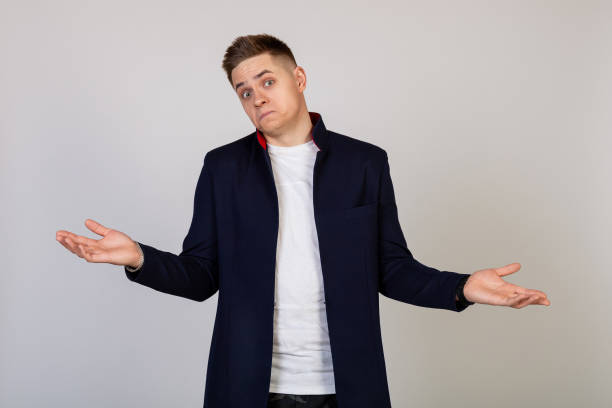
xmin=243 ymin=106 xmax=256 ymax=122
xmin=277 ymin=88 xmax=298 ymax=107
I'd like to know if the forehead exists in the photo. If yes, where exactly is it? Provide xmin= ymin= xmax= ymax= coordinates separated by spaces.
xmin=231 ymin=53 xmax=282 ymax=87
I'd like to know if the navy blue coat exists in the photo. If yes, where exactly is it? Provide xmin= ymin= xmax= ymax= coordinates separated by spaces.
xmin=124 ymin=111 xmax=472 ymax=407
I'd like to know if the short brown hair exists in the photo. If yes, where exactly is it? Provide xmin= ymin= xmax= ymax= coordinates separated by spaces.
xmin=221 ymin=33 xmax=298 ymax=88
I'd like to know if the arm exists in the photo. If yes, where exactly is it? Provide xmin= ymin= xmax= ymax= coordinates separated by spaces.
xmin=124 ymin=152 xmax=219 ymax=302
xmin=377 ymin=151 xmax=472 ymax=312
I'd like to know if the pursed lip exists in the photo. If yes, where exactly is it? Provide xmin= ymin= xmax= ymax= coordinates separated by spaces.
xmin=259 ymin=111 xmax=274 ymax=120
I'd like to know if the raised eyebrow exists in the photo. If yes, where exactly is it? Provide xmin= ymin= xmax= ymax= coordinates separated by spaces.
xmin=235 ymin=69 xmax=274 ymax=92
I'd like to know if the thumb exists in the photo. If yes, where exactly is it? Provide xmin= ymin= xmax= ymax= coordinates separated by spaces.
xmin=495 ymin=262 xmax=521 ymax=277
xmin=85 ymin=218 xmax=111 ymax=237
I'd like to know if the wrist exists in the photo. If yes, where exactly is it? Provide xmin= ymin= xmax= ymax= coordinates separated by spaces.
xmin=456 ymin=275 xmax=474 ymax=306
xmin=126 ymin=241 xmax=144 ymax=271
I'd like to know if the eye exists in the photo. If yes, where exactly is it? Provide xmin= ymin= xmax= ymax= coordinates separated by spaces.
xmin=240 ymin=79 xmax=274 ymax=99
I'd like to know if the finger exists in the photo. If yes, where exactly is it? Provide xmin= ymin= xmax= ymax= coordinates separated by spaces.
xmin=56 ymin=231 xmax=71 ymax=241
xmin=78 ymin=243 xmax=93 ymax=262
xmin=512 ymin=294 xmax=534 ymax=309
xmin=83 ymin=248 xmax=106 ymax=263
xmin=526 ymin=295 xmax=549 ymax=307
xmin=58 ymin=236 xmax=77 ymax=254
xmin=496 ymin=262 xmax=521 ymax=277
xmin=499 ymin=284 xmax=536 ymax=301
xmin=535 ymin=296 xmax=551 ymax=306
xmin=515 ymin=294 xmax=542 ymax=309
xmin=61 ymin=231 xmax=100 ymax=248
xmin=61 ymin=236 xmax=105 ymax=263
xmin=511 ymin=287 xmax=543 ymax=297
xmin=507 ymin=293 xmax=530 ymax=307
xmin=68 ymin=237 xmax=88 ymax=260
xmin=85 ymin=219 xmax=111 ymax=237
xmin=55 ymin=231 xmax=99 ymax=249
xmin=64 ymin=237 xmax=82 ymax=257
xmin=533 ymin=289 xmax=548 ymax=299
xmin=513 ymin=287 xmax=549 ymax=302
xmin=69 ymin=238 xmax=85 ymax=259
xmin=59 ymin=236 xmax=77 ymax=253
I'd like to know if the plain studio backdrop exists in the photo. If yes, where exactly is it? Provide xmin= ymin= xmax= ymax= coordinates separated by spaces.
xmin=1 ymin=0 xmax=610 ymax=407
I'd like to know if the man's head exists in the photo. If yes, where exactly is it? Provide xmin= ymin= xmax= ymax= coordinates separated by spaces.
xmin=222 ymin=34 xmax=308 ymax=136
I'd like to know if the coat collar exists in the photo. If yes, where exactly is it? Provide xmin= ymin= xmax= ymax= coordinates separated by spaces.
xmin=255 ymin=111 xmax=329 ymax=152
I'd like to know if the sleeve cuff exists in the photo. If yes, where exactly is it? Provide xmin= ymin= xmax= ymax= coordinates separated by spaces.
xmin=453 ymin=274 xmax=474 ymax=312
xmin=124 ymin=241 xmax=145 ymax=276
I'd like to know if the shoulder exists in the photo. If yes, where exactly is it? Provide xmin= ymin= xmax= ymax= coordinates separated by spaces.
xmin=328 ymin=130 xmax=388 ymax=164
xmin=202 ymin=133 xmax=254 ymax=169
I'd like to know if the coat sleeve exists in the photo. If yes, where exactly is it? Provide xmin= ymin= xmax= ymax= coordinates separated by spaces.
xmin=124 ymin=152 xmax=219 ymax=302
xmin=377 ymin=150 xmax=472 ymax=312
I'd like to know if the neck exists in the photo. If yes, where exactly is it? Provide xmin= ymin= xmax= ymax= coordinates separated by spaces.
xmin=263 ymin=107 xmax=313 ymax=147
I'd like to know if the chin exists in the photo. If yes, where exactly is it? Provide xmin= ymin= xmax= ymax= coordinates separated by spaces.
xmin=260 ymin=118 xmax=280 ymax=130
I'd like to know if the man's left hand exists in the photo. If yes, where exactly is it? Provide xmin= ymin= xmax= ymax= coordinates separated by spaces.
xmin=462 ymin=263 xmax=551 ymax=308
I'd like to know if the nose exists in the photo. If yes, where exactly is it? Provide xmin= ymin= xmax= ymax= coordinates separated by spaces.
xmin=253 ymin=90 xmax=268 ymax=107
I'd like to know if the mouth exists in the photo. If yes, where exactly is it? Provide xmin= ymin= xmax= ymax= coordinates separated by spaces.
xmin=259 ymin=111 xmax=274 ymax=120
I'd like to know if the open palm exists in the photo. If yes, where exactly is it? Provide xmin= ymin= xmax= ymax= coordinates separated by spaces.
xmin=56 ymin=219 xmax=140 ymax=267
xmin=464 ymin=263 xmax=550 ymax=308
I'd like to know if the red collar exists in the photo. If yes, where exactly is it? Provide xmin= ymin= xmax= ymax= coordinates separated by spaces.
xmin=256 ymin=111 xmax=322 ymax=151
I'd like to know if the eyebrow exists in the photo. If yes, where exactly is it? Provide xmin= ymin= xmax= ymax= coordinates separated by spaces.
xmin=234 ymin=69 xmax=274 ymax=92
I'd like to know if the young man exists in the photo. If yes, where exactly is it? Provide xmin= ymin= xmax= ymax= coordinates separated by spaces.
xmin=56 ymin=34 xmax=550 ymax=408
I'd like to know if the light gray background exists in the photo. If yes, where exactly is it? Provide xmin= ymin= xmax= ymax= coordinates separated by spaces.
xmin=1 ymin=0 xmax=610 ymax=407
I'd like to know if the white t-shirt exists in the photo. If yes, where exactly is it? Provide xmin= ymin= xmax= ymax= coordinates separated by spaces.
xmin=266 ymin=138 xmax=336 ymax=395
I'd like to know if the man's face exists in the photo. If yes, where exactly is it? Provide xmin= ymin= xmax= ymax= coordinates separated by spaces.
xmin=231 ymin=52 xmax=306 ymax=134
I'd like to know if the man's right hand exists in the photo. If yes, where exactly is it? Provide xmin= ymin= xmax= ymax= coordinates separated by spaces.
xmin=56 ymin=219 xmax=142 ymax=268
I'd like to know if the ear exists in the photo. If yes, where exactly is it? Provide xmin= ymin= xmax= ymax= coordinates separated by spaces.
xmin=294 ymin=66 xmax=307 ymax=93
